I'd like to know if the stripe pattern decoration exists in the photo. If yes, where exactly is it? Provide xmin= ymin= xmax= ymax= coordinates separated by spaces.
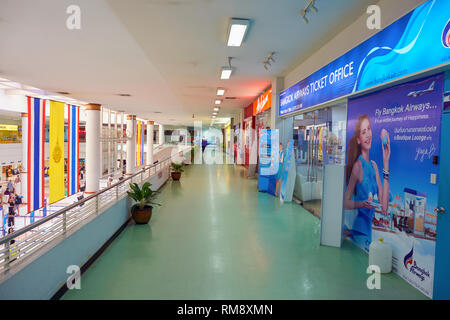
xmin=141 ymin=121 xmax=144 ymax=166
xmin=136 ymin=121 xmax=140 ymax=167
xmin=27 ymin=97 xmax=46 ymax=213
xmin=49 ymin=100 xmax=65 ymax=204
xmin=67 ymin=104 xmax=80 ymax=196
xmin=136 ymin=120 xmax=144 ymax=167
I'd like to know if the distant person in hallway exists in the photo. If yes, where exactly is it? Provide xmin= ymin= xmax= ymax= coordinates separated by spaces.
xmin=8 ymin=195 xmax=16 ymax=227
xmin=344 ymin=114 xmax=390 ymax=252
xmin=7 ymin=179 xmax=13 ymax=192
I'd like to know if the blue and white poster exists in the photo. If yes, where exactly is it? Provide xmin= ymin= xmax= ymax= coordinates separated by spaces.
xmin=343 ymin=73 xmax=444 ymax=298
xmin=280 ymin=140 xmax=296 ymax=202
xmin=280 ymin=0 xmax=450 ymax=116
xmin=258 ymin=129 xmax=279 ymax=194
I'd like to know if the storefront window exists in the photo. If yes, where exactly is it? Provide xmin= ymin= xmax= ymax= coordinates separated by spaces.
xmin=0 ymin=124 xmax=22 ymax=144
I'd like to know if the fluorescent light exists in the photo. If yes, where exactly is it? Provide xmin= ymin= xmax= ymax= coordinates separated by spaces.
xmin=213 ymin=112 xmax=218 ymax=115
xmin=220 ymin=67 xmax=232 ymax=79
xmin=227 ymin=19 xmax=250 ymax=47
xmin=215 ymin=100 xmax=222 ymax=105
xmin=217 ymin=88 xmax=225 ymax=96
xmin=213 ymin=107 xmax=220 ymax=112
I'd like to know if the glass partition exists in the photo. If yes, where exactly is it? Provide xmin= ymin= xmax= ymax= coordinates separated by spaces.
xmin=293 ymin=103 xmax=347 ymax=218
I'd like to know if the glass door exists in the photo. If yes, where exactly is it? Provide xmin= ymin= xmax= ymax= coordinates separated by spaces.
xmin=293 ymin=104 xmax=347 ymax=218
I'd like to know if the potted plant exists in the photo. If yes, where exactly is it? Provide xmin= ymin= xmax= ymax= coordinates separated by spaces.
xmin=127 ymin=182 xmax=160 ymax=224
xmin=170 ymin=162 xmax=184 ymax=181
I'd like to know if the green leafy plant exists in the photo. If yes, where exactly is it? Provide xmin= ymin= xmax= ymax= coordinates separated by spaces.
xmin=127 ymin=182 xmax=161 ymax=213
xmin=171 ymin=162 xmax=185 ymax=173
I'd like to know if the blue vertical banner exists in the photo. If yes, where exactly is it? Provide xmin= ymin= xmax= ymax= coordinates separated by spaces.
xmin=343 ymin=73 xmax=444 ymax=298
xmin=258 ymin=129 xmax=279 ymax=194
xmin=280 ymin=140 xmax=296 ymax=202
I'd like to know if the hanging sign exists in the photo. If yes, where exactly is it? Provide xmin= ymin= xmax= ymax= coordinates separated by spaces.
xmin=253 ymin=88 xmax=272 ymax=115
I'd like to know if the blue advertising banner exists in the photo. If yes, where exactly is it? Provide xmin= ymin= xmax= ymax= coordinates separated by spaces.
xmin=280 ymin=0 xmax=450 ymax=116
xmin=258 ymin=129 xmax=279 ymax=194
xmin=280 ymin=140 xmax=295 ymax=202
xmin=343 ymin=73 xmax=444 ymax=298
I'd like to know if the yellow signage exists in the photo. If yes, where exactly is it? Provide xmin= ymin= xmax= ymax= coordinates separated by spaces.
xmin=49 ymin=101 xmax=65 ymax=204
xmin=0 ymin=124 xmax=18 ymax=131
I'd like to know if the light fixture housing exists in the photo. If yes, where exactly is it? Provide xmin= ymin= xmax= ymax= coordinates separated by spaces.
xmin=213 ymin=107 xmax=220 ymax=112
xmin=227 ymin=18 xmax=250 ymax=47
xmin=215 ymin=100 xmax=222 ymax=105
xmin=217 ymin=88 xmax=225 ymax=96
xmin=220 ymin=67 xmax=232 ymax=80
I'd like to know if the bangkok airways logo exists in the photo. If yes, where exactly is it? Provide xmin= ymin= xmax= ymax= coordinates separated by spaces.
xmin=404 ymin=247 xmax=414 ymax=269
xmin=443 ymin=20 xmax=450 ymax=48
xmin=403 ymin=246 xmax=430 ymax=282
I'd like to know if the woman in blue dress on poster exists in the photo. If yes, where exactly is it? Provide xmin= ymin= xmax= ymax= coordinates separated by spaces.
xmin=344 ymin=114 xmax=391 ymax=252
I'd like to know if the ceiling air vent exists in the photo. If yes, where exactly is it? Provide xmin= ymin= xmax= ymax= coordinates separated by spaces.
xmin=225 ymin=97 xmax=237 ymax=100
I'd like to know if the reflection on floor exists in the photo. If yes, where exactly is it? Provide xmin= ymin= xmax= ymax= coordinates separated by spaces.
xmin=62 ymin=164 xmax=427 ymax=300
xmin=303 ymin=200 xmax=322 ymax=219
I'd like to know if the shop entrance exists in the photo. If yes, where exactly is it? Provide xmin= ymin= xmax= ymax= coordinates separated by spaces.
xmin=293 ymin=103 xmax=347 ymax=218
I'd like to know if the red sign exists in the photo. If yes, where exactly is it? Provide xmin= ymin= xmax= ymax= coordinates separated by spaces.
xmin=253 ymin=88 xmax=272 ymax=115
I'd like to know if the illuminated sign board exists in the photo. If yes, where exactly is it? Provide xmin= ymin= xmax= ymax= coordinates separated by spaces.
xmin=0 ymin=124 xmax=19 ymax=131
xmin=279 ymin=0 xmax=450 ymax=116
xmin=253 ymin=88 xmax=272 ymax=115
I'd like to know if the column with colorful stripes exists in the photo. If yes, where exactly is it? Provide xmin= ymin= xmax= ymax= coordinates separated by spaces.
xmin=26 ymin=97 xmax=46 ymax=213
xmin=136 ymin=120 xmax=145 ymax=167
xmin=67 ymin=104 xmax=80 ymax=196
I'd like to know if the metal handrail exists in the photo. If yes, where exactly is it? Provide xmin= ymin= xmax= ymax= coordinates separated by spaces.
xmin=0 ymin=152 xmax=177 ymax=246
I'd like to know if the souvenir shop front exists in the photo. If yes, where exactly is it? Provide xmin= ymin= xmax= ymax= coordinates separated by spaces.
xmin=242 ymin=87 xmax=272 ymax=168
xmin=278 ymin=0 xmax=450 ymax=299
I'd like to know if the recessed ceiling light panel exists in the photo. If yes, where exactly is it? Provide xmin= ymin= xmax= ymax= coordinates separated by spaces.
xmin=220 ymin=67 xmax=232 ymax=80
xmin=217 ymin=88 xmax=225 ymax=96
xmin=227 ymin=18 xmax=250 ymax=47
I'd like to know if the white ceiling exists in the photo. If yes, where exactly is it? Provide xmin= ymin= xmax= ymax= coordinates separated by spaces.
xmin=0 ymin=0 xmax=375 ymax=126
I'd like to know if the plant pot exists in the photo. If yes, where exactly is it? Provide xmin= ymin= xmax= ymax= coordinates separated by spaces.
xmin=132 ymin=206 xmax=153 ymax=224
xmin=171 ymin=171 xmax=182 ymax=181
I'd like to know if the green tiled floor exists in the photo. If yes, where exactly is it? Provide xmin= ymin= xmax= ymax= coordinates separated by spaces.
xmin=62 ymin=164 xmax=427 ymax=300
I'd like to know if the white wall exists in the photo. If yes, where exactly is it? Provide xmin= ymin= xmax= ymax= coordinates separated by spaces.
xmin=0 ymin=92 xmax=27 ymax=113
xmin=0 ymin=144 xmax=22 ymax=166
xmin=284 ymin=0 xmax=426 ymax=90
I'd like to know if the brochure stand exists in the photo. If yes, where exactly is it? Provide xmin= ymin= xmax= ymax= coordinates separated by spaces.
xmin=320 ymin=164 xmax=345 ymax=247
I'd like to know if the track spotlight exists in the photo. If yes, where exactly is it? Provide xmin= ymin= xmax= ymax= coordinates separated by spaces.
xmin=301 ymin=14 xmax=308 ymax=24
xmin=301 ymin=1 xmax=318 ymax=24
